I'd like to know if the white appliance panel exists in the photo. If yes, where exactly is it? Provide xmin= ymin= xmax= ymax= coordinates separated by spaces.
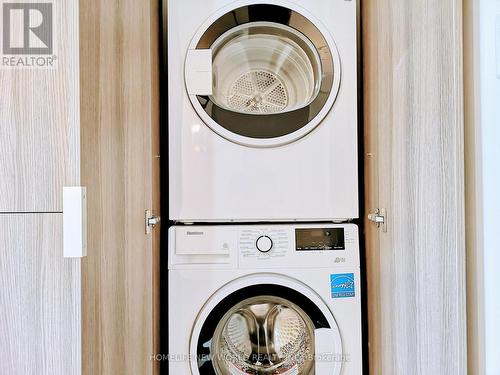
xmin=168 ymin=0 xmax=359 ymax=222
xmin=168 ymin=224 xmax=363 ymax=374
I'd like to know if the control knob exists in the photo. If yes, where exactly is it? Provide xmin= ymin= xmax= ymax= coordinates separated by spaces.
xmin=256 ymin=235 xmax=273 ymax=253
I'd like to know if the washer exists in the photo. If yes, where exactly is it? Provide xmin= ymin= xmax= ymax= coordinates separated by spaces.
xmin=167 ymin=0 xmax=359 ymax=222
xmin=168 ymin=224 xmax=362 ymax=374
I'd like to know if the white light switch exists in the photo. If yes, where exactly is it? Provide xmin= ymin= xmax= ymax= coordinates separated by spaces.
xmin=63 ymin=187 xmax=87 ymax=258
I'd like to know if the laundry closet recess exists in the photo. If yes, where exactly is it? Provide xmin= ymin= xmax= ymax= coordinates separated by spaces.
xmin=0 ymin=0 xmax=466 ymax=374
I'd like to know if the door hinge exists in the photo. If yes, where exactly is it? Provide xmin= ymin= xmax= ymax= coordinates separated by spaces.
xmin=368 ymin=208 xmax=387 ymax=232
xmin=145 ymin=210 xmax=161 ymax=234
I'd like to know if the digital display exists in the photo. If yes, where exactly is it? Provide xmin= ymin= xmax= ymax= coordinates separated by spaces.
xmin=295 ymin=228 xmax=345 ymax=251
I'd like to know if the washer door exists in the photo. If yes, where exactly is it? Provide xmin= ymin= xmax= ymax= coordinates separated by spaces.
xmin=190 ymin=275 xmax=343 ymax=375
xmin=185 ymin=2 xmax=341 ymax=147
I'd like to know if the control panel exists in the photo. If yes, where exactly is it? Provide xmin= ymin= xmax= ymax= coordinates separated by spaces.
xmin=169 ymin=224 xmax=359 ymax=270
xmin=239 ymin=227 xmax=289 ymax=259
xmin=236 ymin=224 xmax=358 ymax=269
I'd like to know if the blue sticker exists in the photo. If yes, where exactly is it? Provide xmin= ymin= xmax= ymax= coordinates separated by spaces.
xmin=330 ymin=273 xmax=355 ymax=298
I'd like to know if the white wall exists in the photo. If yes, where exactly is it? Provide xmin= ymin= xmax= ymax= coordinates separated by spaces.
xmin=480 ymin=2 xmax=500 ymax=373
xmin=465 ymin=0 xmax=500 ymax=373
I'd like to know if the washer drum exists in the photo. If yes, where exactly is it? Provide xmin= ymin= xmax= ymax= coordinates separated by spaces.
xmin=211 ymin=296 xmax=316 ymax=374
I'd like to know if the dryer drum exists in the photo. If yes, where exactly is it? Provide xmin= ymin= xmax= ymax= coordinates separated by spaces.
xmin=210 ymin=22 xmax=322 ymax=115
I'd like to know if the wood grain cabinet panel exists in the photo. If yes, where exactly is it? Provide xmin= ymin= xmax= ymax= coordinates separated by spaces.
xmin=0 ymin=0 xmax=160 ymax=374
xmin=0 ymin=0 xmax=80 ymax=213
xmin=79 ymin=0 xmax=161 ymax=373
xmin=363 ymin=0 xmax=467 ymax=373
xmin=0 ymin=214 xmax=81 ymax=375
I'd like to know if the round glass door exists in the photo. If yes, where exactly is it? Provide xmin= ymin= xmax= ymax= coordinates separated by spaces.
xmin=185 ymin=3 xmax=341 ymax=147
xmin=191 ymin=282 xmax=342 ymax=375
xmin=212 ymin=295 xmax=316 ymax=374
xmin=210 ymin=22 xmax=321 ymax=115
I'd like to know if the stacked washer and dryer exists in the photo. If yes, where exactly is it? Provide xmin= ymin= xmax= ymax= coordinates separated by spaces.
xmin=167 ymin=0 xmax=362 ymax=374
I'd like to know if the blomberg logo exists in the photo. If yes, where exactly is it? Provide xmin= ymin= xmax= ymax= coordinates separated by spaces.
xmin=1 ymin=1 xmax=56 ymax=68
xmin=186 ymin=231 xmax=204 ymax=236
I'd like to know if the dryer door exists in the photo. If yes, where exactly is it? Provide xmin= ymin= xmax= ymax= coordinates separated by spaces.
xmin=190 ymin=276 xmax=343 ymax=375
xmin=185 ymin=3 xmax=341 ymax=147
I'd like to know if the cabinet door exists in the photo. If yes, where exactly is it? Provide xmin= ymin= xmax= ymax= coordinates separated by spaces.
xmin=363 ymin=0 xmax=467 ymax=373
xmin=79 ymin=0 xmax=161 ymax=373
xmin=0 ymin=214 xmax=81 ymax=375
xmin=0 ymin=1 xmax=80 ymax=212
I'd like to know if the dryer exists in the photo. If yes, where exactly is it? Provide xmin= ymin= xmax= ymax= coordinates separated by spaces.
xmin=168 ymin=223 xmax=363 ymax=374
xmin=167 ymin=0 xmax=359 ymax=222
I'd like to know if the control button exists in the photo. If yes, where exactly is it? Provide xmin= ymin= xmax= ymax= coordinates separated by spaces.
xmin=256 ymin=235 xmax=273 ymax=253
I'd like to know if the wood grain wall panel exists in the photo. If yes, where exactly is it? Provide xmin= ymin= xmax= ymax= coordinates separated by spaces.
xmin=463 ymin=0 xmax=485 ymax=373
xmin=0 ymin=0 xmax=80 ymax=213
xmin=362 ymin=0 xmax=467 ymax=373
xmin=0 ymin=214 xmax=81 ymax=375
xmin=79 ymin=0 xmax=160 ymax=373
xmin=361 ymin=1 xmax=382 ymax=371
xmin=149 ymin=0 xmax=162 ymax=373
